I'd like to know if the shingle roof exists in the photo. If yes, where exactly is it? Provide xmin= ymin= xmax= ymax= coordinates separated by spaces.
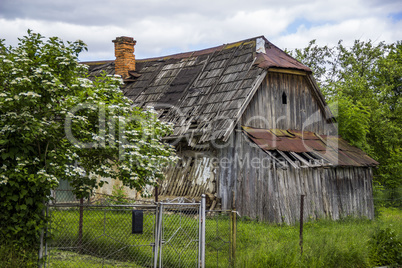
xmin=86 ymin=36 xmax=313 ymax=143
xmin=243 ymin=126 xmax=379 ymax=167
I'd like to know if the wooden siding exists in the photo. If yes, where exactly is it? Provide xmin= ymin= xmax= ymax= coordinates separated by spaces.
xmin=91 ymin=149 xmax=218 ymax=201
xmin=159 ymin=149 xmax=218 ymax=197
xmin=240 ymin=72 xmax=337 ymax=135
xmin=218 ymin=131 xmax=374 ymax=223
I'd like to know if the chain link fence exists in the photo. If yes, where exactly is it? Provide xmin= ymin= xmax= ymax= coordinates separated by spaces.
xmin=42 ymin=194 xmax=236 ymax=268
xmin=42 ymin=190 xmax=401 ymax=267
xmin=45 ymin=203 xmax=158 ymax=267
xmin=204 ymin=210 xmax=236 ymax=268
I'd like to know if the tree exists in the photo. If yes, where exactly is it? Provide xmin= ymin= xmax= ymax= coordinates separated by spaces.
xmin=289 ymin=40 xmax=402 ymax=199
xmin=0 ymin=30 xmax=177 ymax=248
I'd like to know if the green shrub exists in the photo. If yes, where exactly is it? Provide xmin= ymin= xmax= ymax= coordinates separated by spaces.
xmin=105 ymin=184 xmax=131 ymax=205
xmin=0 ymin=240 xmax=38 ymax=268
xmin=368 ymin=226 xmax=402 ymax=267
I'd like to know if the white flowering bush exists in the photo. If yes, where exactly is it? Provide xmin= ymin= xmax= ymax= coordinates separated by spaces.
xmin=0 ymin=30 xmax=177 ymax=248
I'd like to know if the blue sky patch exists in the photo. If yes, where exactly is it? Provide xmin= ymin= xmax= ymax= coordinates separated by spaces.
xmin=286 ymin=18 xmax=313 ymax=34
xmin=389 ymin=12 xmax=402 ymax=22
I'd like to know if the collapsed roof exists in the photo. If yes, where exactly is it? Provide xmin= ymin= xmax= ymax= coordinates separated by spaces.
xmin=85 ymin=36 xmax=330 ymax=144
xmin=243 ymin=126 xmax=379 ymax=168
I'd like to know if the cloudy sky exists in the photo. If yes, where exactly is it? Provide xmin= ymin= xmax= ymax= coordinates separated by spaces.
xmin=1 ymin=0 xmax=401 ymax=61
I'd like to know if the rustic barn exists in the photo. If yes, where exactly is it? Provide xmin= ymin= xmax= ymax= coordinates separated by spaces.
xmin=85 ymin=36 xmax=378 ymax=223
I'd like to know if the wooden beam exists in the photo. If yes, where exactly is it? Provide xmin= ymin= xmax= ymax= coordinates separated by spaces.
xmin=268 ymin=68 xmax=307 ymax=76
xmin=289 ymin=152 xmax=312 ymax=167
xmin=276 ymin=150 xmax=300 ymax=169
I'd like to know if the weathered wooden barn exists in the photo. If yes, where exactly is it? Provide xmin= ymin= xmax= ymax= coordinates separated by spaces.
xmin=85 ymin=36 xmax=378 ymax=223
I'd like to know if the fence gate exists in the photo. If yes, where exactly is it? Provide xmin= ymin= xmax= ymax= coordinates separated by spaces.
xmin=42 ymin=195 xmax=206 ymax=268
xmin=154 ymin=197 xmax=206 ymax=268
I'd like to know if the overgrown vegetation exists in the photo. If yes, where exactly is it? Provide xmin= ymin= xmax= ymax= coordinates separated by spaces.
xmin=0 ymin=239 xmax=38 ymax=268
xmin=0 ymin=30 xmax=176 ymax=262
xmin=41 ymin=207 xmax=402 ymax=267
xmin=368 ymin=226 xmax=402 ymax=266
xmin=237 ymin=207 xmax=401 ymax=267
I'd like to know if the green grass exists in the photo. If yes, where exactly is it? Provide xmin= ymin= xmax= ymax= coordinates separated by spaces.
xmin=235 ymin=207 xmax=402 ymax=268
xmin=44 ymin=207 xmax=402 ymax=268
xmin=48 ymin=250 xmax=136 ymax=268
xmin=236 ymin=219 xmax=372 ymax=267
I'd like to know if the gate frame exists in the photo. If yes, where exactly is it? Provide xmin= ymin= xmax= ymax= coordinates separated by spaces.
xmin=41 ymin=195 xmax=206 ymax=268
xmin=153 ymin=194 xmax=206 ymax=268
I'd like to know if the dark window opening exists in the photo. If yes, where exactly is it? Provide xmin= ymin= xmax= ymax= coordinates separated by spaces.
xmin=283 ymin=151 xmax=297 ymax=161
xmin=304 ymin=152 xmax=319 ymax=160
xmin=189 ymin=119 xmax=199 ymax=130
xmin=282 ymin=92 xmax=287 ymax=104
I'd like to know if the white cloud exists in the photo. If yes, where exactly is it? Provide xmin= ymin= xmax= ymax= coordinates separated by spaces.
xmin=275 ymin=16 xmax=402 ymax=50
xmin=0 ymin=0 xmax=401 ymax=61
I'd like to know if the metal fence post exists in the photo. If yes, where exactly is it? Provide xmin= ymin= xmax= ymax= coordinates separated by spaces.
xmin=231 ymin=210 xmax=237 ymax=267
xmin=159 ymin=204 xmax=164 ymax=268
xmin=39 ymin=230 xmax=44 ymax=268
xmin=44 ymin=205 xmax=48 ymax=268
xmin=200 ymin=194 xmax=206 ymax=268
xmin=154 ymin=203 xmax=163 ymax=268
xmin=230 ymin=209 xmax=237 ymax=267
xmin=38 ymin=204 xmax=45 ymax=268
xmin=198 ymin=199 xmax=202 ymax=268
xmin=78 ymin=197 xmax=84 ymax=254
xmin=300 ymin=194 xmax=305 ymax=255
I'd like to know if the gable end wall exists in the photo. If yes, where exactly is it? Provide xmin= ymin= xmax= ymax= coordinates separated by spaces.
xmin=240 ymin=72 xmax=337 ymax=135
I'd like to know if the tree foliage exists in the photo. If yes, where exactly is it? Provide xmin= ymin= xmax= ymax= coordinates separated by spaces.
xmin=289 ymin=39 xmax=402 ymax=193
xmin=0 ymin=30 xmax=177 ymax=247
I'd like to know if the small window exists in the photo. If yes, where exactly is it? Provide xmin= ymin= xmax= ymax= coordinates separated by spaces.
xmin=282 ymin=92 xmax=287 ymax=104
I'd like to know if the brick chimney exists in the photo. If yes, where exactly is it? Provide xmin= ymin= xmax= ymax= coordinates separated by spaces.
xmin=112 ymin=36 xmax=136 ymax=79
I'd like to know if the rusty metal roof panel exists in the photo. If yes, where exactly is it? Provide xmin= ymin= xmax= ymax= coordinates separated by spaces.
xmin=243 ymin=127 xmax=378 ymax=167
xmin=338 ymin=150 xmax=366 ymax=166
xmin=287 ymin=129 xmax=319 ymax=140
xmin=243 ymin=126 xmax=280 ymax=140
xmin=303 ymin=139 xmax=328 ymax=151
xmin=319 ymin=135 xmax=365 ymax=153
xmin=276 ymin=138 xmax=312 ymax=153
xmin=340 ymin=150 xmax=379 ymax=166
xmin=252 ymin=137 xmax=277 ymax=151
xmin=270 ymin=129 xmax=294 ymax=137
xmin=253 ymin=38 xmax=311 ymax=72
xmin=314 ymin=149 xmax=361 ymax=167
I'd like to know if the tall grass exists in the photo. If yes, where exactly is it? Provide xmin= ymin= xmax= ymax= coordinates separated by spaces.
xmin=235 ymin=207 xmax=402 ymax=267
xmin=45 ymin=206 xmax=401 ymax=267
xmin=0 ymin=240 xmax=38 ymax=268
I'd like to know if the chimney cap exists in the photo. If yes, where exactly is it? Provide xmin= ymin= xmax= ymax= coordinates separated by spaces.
xmin=112 ymin=36 xmax=136 ymax=44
